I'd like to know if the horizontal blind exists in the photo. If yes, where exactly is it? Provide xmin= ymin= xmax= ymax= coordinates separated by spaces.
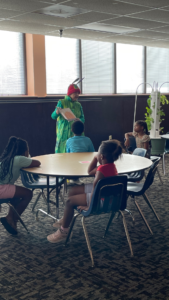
xmin=147 ymin=47 xmax=169 ymax=93
xmin=82 ymin=40 xmax=114 ymax=94
xmin=45 ymin=36 xmax=80 ymax=94
xmin=0 ymin=31 xmax=26 ymax=95
xmin=116 ymin=43 xmax=144 ymax=93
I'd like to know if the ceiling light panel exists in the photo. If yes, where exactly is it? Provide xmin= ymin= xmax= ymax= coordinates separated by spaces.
xmin=114 ymin=0 xmax=169 ymax=9
xmin=77 ymin=22 xmax=140 ymax=34
xmin=12 ymin=12 xmax=88 ymax=28
xmin=101 ymin=16 xmax=167 ymax=30
xmin=61 ymin=0 xmax=151 ymax=15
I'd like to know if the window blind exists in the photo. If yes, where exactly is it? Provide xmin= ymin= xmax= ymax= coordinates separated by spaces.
xmin=147 ymin=47 xmax=169 ymax=93
xmin=0 ymin=30 xmax=26 ymax=95
xmin=81 ymin=40 xmax=114 ymax=94
xmin=45 ymin=36 xmax=80 ymax=94
xmin=116 ymin=43 xmax=144 ymax=93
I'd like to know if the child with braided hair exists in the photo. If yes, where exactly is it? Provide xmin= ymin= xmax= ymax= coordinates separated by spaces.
xmin=0 ymin=136 xmax=41 ymax=235
xmin=47 ymin=139 xmax=122 ymax=243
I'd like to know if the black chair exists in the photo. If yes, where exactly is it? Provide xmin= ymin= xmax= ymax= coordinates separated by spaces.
xmin=127 ymin=158 xmax=160 ymax=235
xmin=0 ymin=198 xmax=29 ymax=233
xmin=127 ymin=148 xmax=147 ymax=182
xmin=65 ymin=175 xmax=133 ymax=267
xmin=20 ymin=171 xmax=65 ymax=214
xmin=125 ymin=136 xmax=137 ymax=153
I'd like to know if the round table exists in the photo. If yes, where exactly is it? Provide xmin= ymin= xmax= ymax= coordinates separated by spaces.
xmin=23 ymin=153 xmax=152 ymax=218
xmin=161 ymin=134 xmax=169 ymax=139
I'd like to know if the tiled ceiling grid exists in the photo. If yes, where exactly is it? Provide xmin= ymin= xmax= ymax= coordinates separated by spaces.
xmin=1 ymin=0 xmax=169 ymax=47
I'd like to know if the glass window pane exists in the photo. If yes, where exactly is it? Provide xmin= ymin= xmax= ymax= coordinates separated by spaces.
xmin=45 ymin=36 xmax=80 ymax=94
xmin=0 ymin=30 xmax=26 ymax=95
xmin=147 ymin=47 xmax=169 ymax=93
xmin=82 ymin=40 xmax=114 ymax=94
xmin=116 ymin=43 xmax=144 ymax=93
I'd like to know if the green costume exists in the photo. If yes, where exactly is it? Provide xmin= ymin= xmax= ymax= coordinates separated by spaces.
xmin=51 ymin=95 xmax=85 ymax=153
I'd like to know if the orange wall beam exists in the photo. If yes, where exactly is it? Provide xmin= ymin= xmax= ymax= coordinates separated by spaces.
xmin=25 ymin=34 xmax=46 ymax=97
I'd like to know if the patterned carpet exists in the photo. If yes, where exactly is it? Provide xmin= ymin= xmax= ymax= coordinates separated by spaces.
xmin=0 ymin=157 xmax=169 ymax=300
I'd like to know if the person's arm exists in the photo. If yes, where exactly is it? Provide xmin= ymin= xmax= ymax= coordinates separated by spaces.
xmin=88 ymin=154 xmax=98 ymax=176
xmin=143 ymin=142 xmax=149 ymax=150
xmin=79 ymin=105 xmax=85 ymax=123
xmin=27 ymin=160 xmax=41 ymax=168
xmin=124 ymin=132 xmax=133 ymax=147
xmin=77 ymin=171 xmax=104 ymax=211
xmin=51 ymin=101 xmax=63 ymax=120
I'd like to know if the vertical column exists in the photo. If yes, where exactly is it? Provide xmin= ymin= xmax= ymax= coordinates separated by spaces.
xmin=150 ymin=90 xmax=160 ymax=137
xmin=25 ymin=34 xmax=46 ymax=97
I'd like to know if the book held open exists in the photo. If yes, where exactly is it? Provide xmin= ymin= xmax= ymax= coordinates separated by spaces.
xmin=58 ymin=108 xmax=76 ymax=121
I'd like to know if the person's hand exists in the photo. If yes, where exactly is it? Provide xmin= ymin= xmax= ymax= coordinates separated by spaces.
xmin=124 ymin=138 xmax=130 ymax=148
xmin=77 ymin=205 xmax=89 ymax=212
xmin=56 ymin=107 xmax=61 ymax=115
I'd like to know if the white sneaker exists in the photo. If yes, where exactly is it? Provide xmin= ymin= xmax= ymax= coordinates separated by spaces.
xmin=47 ymin=228 xmax=68 ymax=243
xmin=53 ymin=218 xmax=63 ymax=228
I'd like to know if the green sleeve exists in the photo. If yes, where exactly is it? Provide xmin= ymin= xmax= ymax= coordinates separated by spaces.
xmin=79 ymin=105 xmax=85 ymax=123
xmin=51 ymin=101 xmax=63 ymax=120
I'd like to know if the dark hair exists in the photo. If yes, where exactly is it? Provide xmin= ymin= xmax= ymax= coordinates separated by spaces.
xmin=99 ymin=140 xmax=122 ymax=163
xmin=0 ymin=136 xmax=28 ymax=181
xmin=72 ymin=120 xmax=84 ymax=135
xmin=136 ymin=120 xmax=149 ymax=135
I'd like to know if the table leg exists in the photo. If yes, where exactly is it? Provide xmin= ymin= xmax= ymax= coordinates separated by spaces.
xmin=56 ymin=176 xmax=59 ymax=219
xmin=47 ymin=175 xmax=50 ymax=214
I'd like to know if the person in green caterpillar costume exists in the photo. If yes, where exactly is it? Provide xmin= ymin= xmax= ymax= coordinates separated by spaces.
xmin=51 ymin=83 xmax=85 ymax=153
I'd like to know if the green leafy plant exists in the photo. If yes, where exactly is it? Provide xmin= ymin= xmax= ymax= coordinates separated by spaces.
xmin=145 ymin=94 xmax=169 ymax=132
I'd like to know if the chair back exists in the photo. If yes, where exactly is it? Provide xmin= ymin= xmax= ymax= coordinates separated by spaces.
xmin=165 ymin=132 xmax=169 ymax=153
xmin=82 ymin=176 xmax=127 ymax=217
xmin=142 ymin=157 xmax=160 ymax=193
xmin=125 ymin=136 xmax=136 ymax=152
xmin=151 ymin=138 xmax=165 ymax=155
xmin=132 ymin=148 xmax=147 ymax=157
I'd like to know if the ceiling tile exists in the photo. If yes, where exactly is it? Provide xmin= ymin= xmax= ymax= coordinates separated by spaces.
xmin=128 ymin=30 xmax=169 ymax=39
xmin=0 ymin=9 xmax=24 ymax=18
xmin=150 ymin=25 xmax=169 ymax=34
xmin=131 ymin=9 xmax=169 ymax=23
xmin=114 ymin=0 xmax=169 ymax=9
xmin=63 ymin=27 xmax=116 ymax=39
xmin=62 ymin=0 xmax=151 ymax=15
xmin=67 ymin=11 xmax=119 ymax=22
xmin=0 ymin=19 xmax=58 ymax=34
xmin=101 ymin=16 xmax=167 ymax=30
xmin=0 ymin=0 xmax=51 ymax=12
xmin=12 ymin=12 xmax=88 ymax=28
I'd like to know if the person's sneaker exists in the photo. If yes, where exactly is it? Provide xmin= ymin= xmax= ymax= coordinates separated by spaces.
xmin=47 ymin=228 xmax=68 ymax=243
xmin=68 ymin=179 xmax=83 ymax=185
xmin=53 ymin=218 xmax=63 ymax=228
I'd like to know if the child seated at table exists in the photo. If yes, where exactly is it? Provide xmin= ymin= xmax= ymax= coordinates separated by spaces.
xmin=47 ymin=139 xmax=122 ymax=243
xmin=124 ymin=120 xmax=151 ymax=157
xmin=66 ymin=120 xmax=95 ymax=153
xmin=0 ymin=136 xmax=41 ymax=235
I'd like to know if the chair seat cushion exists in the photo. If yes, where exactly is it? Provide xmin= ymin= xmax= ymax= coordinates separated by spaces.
xmin=127 ymin=182 xmax=144 ymax=195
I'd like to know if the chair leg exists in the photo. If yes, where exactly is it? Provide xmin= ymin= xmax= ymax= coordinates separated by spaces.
xmin=42 ymin=192 xmax=48 ymax=206
xmin=120 ymin=210 xmax=134 ymax=257
xmin=134 ymin=200 xmax=153 ymax=235
xmin=163 ymin=153 xmax=165 ymax=175
xmin=104 ymin=211 xmax=116 ymax=238
xmin=8 ymin=204 xmax=29 ymax=233
xmin=82 ymin=216 xmax=94 ymax=267
xmin=143 ymin=193 xmax=160 ymax=222
xmin=157 ymin=167 xmax=163 ymax=185
xmin=32 ymin=192 xmax=43 ymax=212
xmin=65 ymin=213 xmax=80 ymax=246
xmin=125 ymin=209 xmax=135 ymax=226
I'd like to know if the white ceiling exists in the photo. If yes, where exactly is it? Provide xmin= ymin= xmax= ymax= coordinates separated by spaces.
xmin=1 ymin=0 xmax=169 ymax=47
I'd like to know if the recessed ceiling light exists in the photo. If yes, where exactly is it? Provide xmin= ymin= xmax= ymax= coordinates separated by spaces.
xmin=77 ymin=23 xmax=141 ymax=34
xmin=35 ymin=4 xmax=89 ymax=18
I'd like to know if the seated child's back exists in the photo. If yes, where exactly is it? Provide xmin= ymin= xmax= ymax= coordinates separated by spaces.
xmin=66 ymin=120 xmax=95 ymax=153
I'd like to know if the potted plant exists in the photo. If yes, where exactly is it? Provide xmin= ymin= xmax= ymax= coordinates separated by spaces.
xmin=145 ymin=93 xmax=169 ymax=133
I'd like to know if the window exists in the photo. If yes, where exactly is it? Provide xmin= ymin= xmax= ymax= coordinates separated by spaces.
xmin=0 ymin=31 xmax=26 ymax=95
xmin=147 ymin=47 xmax=169 ymax=93
xmin=81 ymin=40 xmax=114 ymax=94
xmin=116 ymin=43 xmax=144 ymax=94
xmin=45 ymin=36 xmax=80 ymax=94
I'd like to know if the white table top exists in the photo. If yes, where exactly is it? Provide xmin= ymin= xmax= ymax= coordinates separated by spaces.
xmin=23 ymin=152 xmax=152 ymax=177
xmin=161 ymin=134 xmax=169 ymax=139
